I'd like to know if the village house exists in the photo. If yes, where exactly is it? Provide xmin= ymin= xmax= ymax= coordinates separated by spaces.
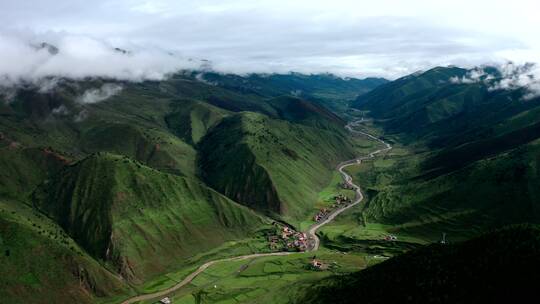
xmin=334 ymin=194 xmax=352 ymax=205
xmin=339 ymin=182 xmax=354 ymax=190
xmin=282 ymin=226 xmax=293 ymax=238
xmin=268 ymin=235 xmax=280 ymax=250
xmin=310 ymin=258 xmax=329 ymax=270
xmin=159 ymin=297 xmax=172 ymax=304
xmin=314 ymin=208 xmax=330 ymax=222
xmin=384 ymin=235 xmax=398 ymax=241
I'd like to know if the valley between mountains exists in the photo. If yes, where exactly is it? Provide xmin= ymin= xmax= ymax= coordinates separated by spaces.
xmin=2 ymin=67 xmax=540 ymax=304
xmin=119 ymin=118 xmax=392 ymax=304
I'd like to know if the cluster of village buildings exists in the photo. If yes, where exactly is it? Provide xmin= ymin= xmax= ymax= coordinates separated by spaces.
xmin=313 ymin=194 xmax=353 ymax=222
xmin=268 ymin=223 xmax=309 ymax=252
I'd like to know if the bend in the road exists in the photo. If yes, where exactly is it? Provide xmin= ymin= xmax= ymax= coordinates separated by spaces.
xmin=120 ymin=118 xmax=391 ymax=304
xmin=306 ymin=120 xmax=392 ymax=251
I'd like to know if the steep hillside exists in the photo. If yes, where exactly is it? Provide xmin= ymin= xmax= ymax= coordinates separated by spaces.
xmin=0 ymin=143 xmax=69 ymax=201
xmin=299 ymin=225 xmax=540 ymax=304
xmin=341 ymin=138 xmax=540 ymax=244
xmin=165 ymin=99 xmax=231 ymax=144
xmin=33 ymin=153 xmax=268 ymax=283
xmin=265 ymin=96 xmax=344 ymax=126
xmin=354 ymin=66 xmax=468 ymax=120
xmin=199 ymin=112 xmax=356 ymax=224
xmin=354 ymin=66 xmax=540 ymax=148
xmin=0 ymin=79 xmax=200 ymax=178
xmin=0 ymin=200 xmax=131 ymax=304
xmin=341 ymin=66 xmax=540 ymax=244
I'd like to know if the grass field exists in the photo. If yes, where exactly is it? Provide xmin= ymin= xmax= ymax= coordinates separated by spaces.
xmin=135 ymin=237 xmax=273 ymax=295
xmin=146 ymin=249 xmax=369 ymax=304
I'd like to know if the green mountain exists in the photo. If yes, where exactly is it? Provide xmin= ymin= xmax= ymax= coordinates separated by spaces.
xmin=0 ymin=199 xmax=131 ymax=304
xmin=199 ymin=110 xmax=356 ymax=223
xmin=0 ymin=71 xmax=384 ymax=302
xmin=299 ymin=225 xmax=540 ymax=304
xmin=32 ymin=153 xmax=268 ymax=283
xmin=345 ymin=66 xmax=540 ymax=243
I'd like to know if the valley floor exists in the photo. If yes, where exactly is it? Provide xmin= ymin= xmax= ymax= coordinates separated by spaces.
xmin=113 ymin=117 xmax=397 ymax=304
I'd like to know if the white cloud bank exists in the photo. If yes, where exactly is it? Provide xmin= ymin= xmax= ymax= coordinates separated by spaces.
xmin=0 ymin=31 xmax=201 ymax=87
xmin=491 ymin=63 xmax=540 ymax=100
xmin=0 ymin=0 xmax=539 ymax=82
xmin=77 ymin=83 xmax=124 ymax=104
xmin=450 ymin=63 xmax=540 ymax=100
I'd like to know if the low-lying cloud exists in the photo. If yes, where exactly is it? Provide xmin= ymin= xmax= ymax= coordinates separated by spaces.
xmin=450 ymin=63 xmax=540 ymax=100
xmin=77 ymin=83 xmax=124 ymax=104
xmin=0 ymin=31 xmax=201 ymax=88
xmin=450 ymin=69 xmax=493 ymax=84
xmin=489 ymin=63 xmax=540 ymax=100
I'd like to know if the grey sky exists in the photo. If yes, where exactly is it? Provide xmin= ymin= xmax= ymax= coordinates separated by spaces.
xmin=1 ymin=0 xmax=539 ymax=82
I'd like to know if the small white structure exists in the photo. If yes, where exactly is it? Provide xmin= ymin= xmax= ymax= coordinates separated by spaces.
xmin=159 ymin=297 xmax=172 ymax=304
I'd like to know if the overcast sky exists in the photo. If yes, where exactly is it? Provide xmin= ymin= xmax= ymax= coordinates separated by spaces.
xmin=1 ymin=0 xmax=540 ymax=82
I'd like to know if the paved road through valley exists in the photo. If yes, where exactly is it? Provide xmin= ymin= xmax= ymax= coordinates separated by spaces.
xmin=306 ymin=120 xmax=392 ymax=251
xmin=120 ymin=118 xmax=392 ymax=304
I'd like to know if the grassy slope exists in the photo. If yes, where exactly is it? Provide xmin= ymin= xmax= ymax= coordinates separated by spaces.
xmin=199 ymin=112 xmax=357 ymax=225
xmin=33 ymin=153 xmax=269 ymax=284
xmin=324 ymin=127 xmax=540 ymax=253
xmin=353 ymin=67 xmax=468 ymax=120
xmin=165 ymin=99 xmax=231 ymax=145
xmin=0 ymin=81 xmax=200 ymax=179
xmin=0 ymin=200 xmax=131 ymax=304
xmin=0 ymin=144 xmax=69 ymax=201
xmin=299 ymin=225 xmax=540 ymax=304
xmin=343 ymin=67 xmax=540 ymax=245
xmin=316 ymin=133 xmax=538 ymax=262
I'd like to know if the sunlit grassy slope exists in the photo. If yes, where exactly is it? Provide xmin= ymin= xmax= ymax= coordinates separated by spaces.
xmin=199 ymin=111 xmax=357 ymax=225
xmin=0 ymin=199 xmax=132 ymax=304
xmin=33 ymin=153 xmax=269 ymax=283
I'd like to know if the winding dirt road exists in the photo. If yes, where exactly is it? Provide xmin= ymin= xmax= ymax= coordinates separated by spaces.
xmin=120 ymin=119 xmax=391 ymax=304
xmin=307 ymin=120 xmax=392 ymax=251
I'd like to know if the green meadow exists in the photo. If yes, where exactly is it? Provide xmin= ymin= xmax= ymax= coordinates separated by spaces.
xmin=151 ymin=250 xmax=368 ymax=304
